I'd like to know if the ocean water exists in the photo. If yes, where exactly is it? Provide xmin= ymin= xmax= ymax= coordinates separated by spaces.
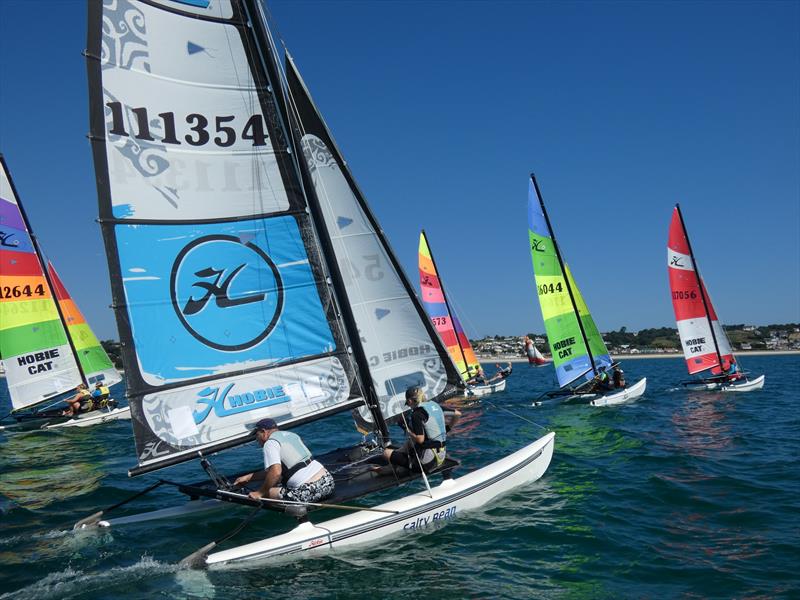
xmin=0 ymin=354 xmax=798 ymax=599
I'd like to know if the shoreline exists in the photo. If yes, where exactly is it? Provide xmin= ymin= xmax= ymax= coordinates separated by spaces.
xmin=479 ymin=349 xmax=800 ymax=363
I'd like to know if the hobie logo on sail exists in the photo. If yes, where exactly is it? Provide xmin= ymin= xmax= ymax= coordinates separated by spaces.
xmin=193 ymin=381 xmax=289 ymax=424
xmin=170 ymin=235 xmax=284 ymax=351
xmin=0 ymin=231 xmax=19 ymax=247
xmin=531 ymin=239 xmax=546 ymax=253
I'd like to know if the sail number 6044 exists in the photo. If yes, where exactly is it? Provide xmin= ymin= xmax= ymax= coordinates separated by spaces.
xmin=106 ymin=102 xmax=268 ymax=147
xmin=537 ymin=282 xmax=563 ymax=295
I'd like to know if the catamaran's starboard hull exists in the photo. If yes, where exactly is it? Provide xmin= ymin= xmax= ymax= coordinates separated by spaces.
xmin=205 ymin=431 xmax=555 ymax=568
xmin=43 ymin=406 xmax=131 ymax=429
xmin=589 ymin=377 xmax=647 ymax=407
xmin=466 ymin=378 xmax=507 ymax=397
xmin=684 ymin=374 xmax=765 ymax=393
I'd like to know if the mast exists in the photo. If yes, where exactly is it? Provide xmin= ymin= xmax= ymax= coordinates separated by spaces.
xmin=0 ymin=154 xmax=89 ymax=390
xmin=673 ymin=203 xmax=725 ymax=371
xmin=244 ymin=0 xmax=389 ymax=440
xmin=530 ymin=173 xmax=597 ymax=378
xmin=421 ymin=229 xmax=471 ymax=378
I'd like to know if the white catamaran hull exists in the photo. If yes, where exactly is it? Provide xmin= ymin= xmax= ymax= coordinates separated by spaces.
xmin=466 ymin=378 xmax=507 ymax=397
xmin=206 ymin=431 xmax=555 ymax=568
xmin=587 ymin=377 xmax=647 ymax=407
xmin=43 ymin=406 xmax=131 ymax=429
xmin=684 ymin=375 xmax=765 ymax=393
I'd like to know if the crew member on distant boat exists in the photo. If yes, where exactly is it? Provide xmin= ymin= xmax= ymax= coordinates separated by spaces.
xmin=722 ymin=359 xmax=743 ymax=382
xmin=612 ymin=365 xmax=626 ymax=389
xmin=493 ymin=362 xmax=513 ymax=380
xmin=233 ymin=418 xmax=335 ymax=504
xmin=589 ymin=368 xmax=613 ymax=393
xmin=92 ymin=381 xmax=111 ymax=407
xmin=466 ymin=366 xmax=487 ymax=386
xmin=382 ymin=387 xmax=447 ymax=473
xmin=63 ymin=384 xmax=92 ymax=416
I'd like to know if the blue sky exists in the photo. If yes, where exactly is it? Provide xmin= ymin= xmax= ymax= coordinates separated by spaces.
xmin=0 ymin=0 xmax=797 ymax=340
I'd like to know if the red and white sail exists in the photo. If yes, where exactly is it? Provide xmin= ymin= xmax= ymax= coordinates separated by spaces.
xmin=667 ymin=207 xmax=734 ymax=375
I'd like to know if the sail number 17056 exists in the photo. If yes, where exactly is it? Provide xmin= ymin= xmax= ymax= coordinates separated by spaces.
xmin=106 ymin=102 xmax=268 ymax=148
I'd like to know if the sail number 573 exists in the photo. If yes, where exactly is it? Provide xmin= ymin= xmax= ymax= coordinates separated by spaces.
xmin=106 ymin=102 xmax=268 ymax=147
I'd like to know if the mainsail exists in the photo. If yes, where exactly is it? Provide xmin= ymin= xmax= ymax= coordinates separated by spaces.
xmin=87 ymin=0 xmax=368 ymax=474
xmin=418 ymin=230 xmax=480 ymax=380
xmin=667 ymin=205 xmax=734 ymax=375
xmin=0 ymin=156 xmax=83 ymax=411
xmin=527 ymin=175 xmax=611 ymax=388
xmin=284 ymin=55 xmax=462 ymax=423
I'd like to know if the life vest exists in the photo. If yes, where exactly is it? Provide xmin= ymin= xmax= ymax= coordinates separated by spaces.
xmin=421 ymin=402 xmax=446 ymax=448
xmin=270 ymin=431 xmax=313 ymax=485
xmin=77 ymin=389 xmax=94 ymax=411
xmin=93 ymin=385 xmax=110 ymax=398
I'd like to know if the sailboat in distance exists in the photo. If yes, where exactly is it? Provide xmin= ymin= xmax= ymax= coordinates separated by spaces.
xmin=0 ymin=155 xmax=126 ymax=430
xmin=524 ymin=336 xmax=549 ymax=366
xmin=77 ymin=0 xmax=554 ymax=567
xmin=418 ymin=230 xmax=507 ymax=397
xmin=667 ymin=205 xmax=765 ymax=392
xmin=527 ymin=174 xmax=646 ymax=407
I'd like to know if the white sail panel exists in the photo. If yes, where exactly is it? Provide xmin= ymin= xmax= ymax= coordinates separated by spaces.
xmin=100 ymin=0 xmax=289 ymax=220
xmin=3 ymin=344 xmax=82 ymax=411
xmin=136 ymin=356 xmax=354 ymax=468
xmin=302 ymin=134 xmax=449 ymax=419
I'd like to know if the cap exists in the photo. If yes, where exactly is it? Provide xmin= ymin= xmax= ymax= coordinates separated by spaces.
xmin=254 ymin=418 xmax=278 ymax=431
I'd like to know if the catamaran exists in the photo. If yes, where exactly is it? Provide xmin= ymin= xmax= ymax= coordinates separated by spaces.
xmin=524 ymin=336 xmax=549 ymax=366
xmin=667 ymin=205 xmax=765 ymax=392
xmin=0 ymin=155 xmax=126 ymax=430
xmin=75 ymin=0 xmax=554 ymax=568
xmin=418 ymin=231 xmax=507 ymax=397
xmin=527 ymin=174 xmax=646 ymax=407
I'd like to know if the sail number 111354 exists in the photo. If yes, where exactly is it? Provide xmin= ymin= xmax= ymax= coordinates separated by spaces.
xmin=106 ymin=102 xmax=268 ymax=148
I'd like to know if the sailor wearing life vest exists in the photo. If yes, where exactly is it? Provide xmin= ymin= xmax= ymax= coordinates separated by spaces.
xmin=383 ymin=386 xmax=447 ymax=473
xmin=233 ymin=418 xmax=335 ymax=504
xmin=92 ymin=382 xmax=111 ymax=407
xmin=63 ymin=383 xmax=92 ymax=416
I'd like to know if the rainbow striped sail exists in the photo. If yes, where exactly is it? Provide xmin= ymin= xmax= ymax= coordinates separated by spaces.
xmin=418 ymin=231 xmax=479 ymax=381
xmin=48 ymin=265 xmax=121 ymax=388
xmin=0 ymin=157 xmax=82 ymax=411
xmin=527 ymin=175 xmax=612 ymax=389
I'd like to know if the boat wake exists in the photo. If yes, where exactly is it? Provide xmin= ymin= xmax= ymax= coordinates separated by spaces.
xmin=0 ymin=528 xmax=72 ymax=548
xmin=0 ymin=556 xmax=173 ymax=600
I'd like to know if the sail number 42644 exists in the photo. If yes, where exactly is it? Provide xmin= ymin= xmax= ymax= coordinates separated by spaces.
xmin=106 ymin=102 xmax=268 ymax=147
xmin=1 ymin=284 xmax=45 ymax=299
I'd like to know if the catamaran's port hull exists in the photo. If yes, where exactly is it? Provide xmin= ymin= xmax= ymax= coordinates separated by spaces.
xmin=683 ymin=374 xmax=765 ymax=393
xmin=205 ymin=431 xmax=555 ymax=568
xmin=466 ymin=378 xmax=507 ymax=397
xmin=0 ymin=406 xmax=130 ymax=431
xmin=588 ymin=377 xmax=647 ymax=406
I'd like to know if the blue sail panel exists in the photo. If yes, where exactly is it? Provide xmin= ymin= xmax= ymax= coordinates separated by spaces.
xmin=116 ymin=216 xmax=335 ymax=384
